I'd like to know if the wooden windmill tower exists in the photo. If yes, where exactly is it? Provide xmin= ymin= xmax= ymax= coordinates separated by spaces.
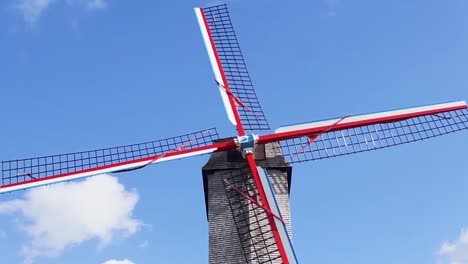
xmin=2 ymin=4 xmax=468 ymax=264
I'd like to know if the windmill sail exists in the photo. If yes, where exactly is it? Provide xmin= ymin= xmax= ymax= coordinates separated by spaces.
xmin=257 ymin=167 xmax=298 ymax=263
xmin=195 ymin=4 xmax=270 ymax=131
xmin=270 ymin=101 xmax=468 ymax=163
xmin=222 ymin=166 xmax=297 ymax=264
xmin=1 ymin=128 xmax=219 ymax=193
xmin=196 ymin=5 xmax=295 ymax=263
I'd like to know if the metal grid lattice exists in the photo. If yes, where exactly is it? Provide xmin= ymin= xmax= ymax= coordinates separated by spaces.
xmin=2 ymin=128 xmax=219 ymax=186
xmin=222 ymin=167 xmax=281 ymax=264
xmin=203 ymin=4 xmax=270 ymax=131
xmin=280 ymin=109 xmax=468 ymax=163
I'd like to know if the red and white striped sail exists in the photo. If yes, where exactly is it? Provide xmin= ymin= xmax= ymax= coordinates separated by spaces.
xmin=194 ymin=7 xmax=237 ymax=127
xmin=1 ymin=128 xmax=220 ymax=193
xmin=195 ymin=5 xmax=293 ymax=263
xmin=257 ymin=167 xmax=298 ymax=263
xmin=276 ymin=101 xmax=466 ymax=134
xmin=262 ymin=101 xmax=468 ymax=164
xmin=195 ymin=5 xmax=270 ymax=132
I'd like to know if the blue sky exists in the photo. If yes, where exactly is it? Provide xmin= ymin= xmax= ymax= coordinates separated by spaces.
xmin=0 ymin=0 xmax=467 ymax=263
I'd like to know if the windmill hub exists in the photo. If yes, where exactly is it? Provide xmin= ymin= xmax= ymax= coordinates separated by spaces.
xmin=235 ymin=134 xmax=259 ymax=158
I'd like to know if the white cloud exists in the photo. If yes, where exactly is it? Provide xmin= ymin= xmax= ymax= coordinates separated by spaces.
xmin=437 ymin=228 xmax=468 ymax=264
xmin=13 ymin=0 xmax=108 ymax=25
xmin=0 ymin=174 xmax=142 ymax=264
xmin=103 ymin=259 xmax=135 ymax=264
xmin=14 ymin=0 xmax=57 ymax=25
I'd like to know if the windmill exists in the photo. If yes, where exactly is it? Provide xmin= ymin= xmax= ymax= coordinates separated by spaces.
xmin=2 ymin=3 xmax=468 ymax=264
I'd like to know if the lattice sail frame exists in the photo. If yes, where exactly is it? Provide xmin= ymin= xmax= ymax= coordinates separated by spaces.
xmin=222 ymin=166 xmax=298 ymax=264
xmin=1 ymin=128 xmax=219 ymax=192
xmin=196 ymin=5 xmax=294 ymax=262
xmin=195 ymin=4 xmax=270 ymax=131
xmin=275 ymin=104 xmax=468 ymax=163
xmin=223 ymin=167 xmax=282 ymax=263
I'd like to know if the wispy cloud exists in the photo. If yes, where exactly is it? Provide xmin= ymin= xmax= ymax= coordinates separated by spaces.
xmin=0 ymin=174 xmax=142 ymax=264
xmin=102 ymin=259 xmax=136 ymax=264
xmin=13 ymin=0 xmax=108 ymax=25
xmin=437 ymin=228 xmax=468 ymax=264
xmin=14 ymin=0 xmax=57 ymax=25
